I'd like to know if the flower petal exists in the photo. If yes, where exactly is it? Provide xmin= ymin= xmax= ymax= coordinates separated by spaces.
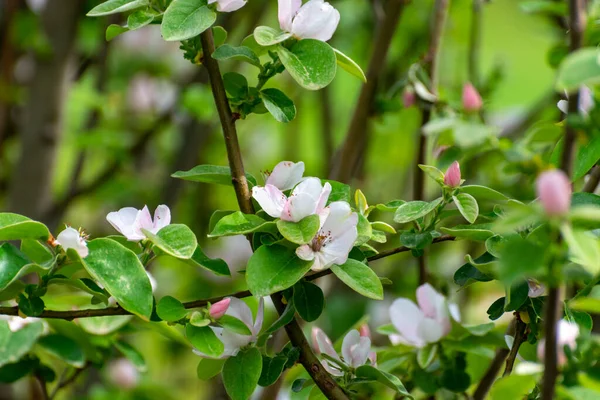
xmin=225 ymin=298 xmax=254 ymax=333
xmin=152 ymin=205 xmax=171 ymax=233
xmin=296 ymin=244 xmax=315 ymax=261
xmin=282 ymin=192 xmax=318 ymax=222
xmin=315 ymin=328 xmax=339 ymax=361
xmin=252 ymin=185 xmax=286 ymax=218
xmin=291 ymin=0 xmax=340 ymax=41
xmin=389 ymin=298 xmax=426 ymax=347
xmin=253 ymin=297 xmax=265 ymax=336
xmin=416 ymin=283 xmax=445 ymax=319
xmin=341 ymin=329 xmax=360 ymax=363
xmin=417 ymin=318 xmax=445 ymax=345
xmin=278 ymin=0 xmax=302 ymax=32
xmin=107 ymin=207 xmax=145 ymax=241
xmin=133 ymin=205 xmax=154 ymax=238
xmin=266 ymin=161 xmax=305 ymax=191
xmin=55 ymin=227 xmax=88 ymax=258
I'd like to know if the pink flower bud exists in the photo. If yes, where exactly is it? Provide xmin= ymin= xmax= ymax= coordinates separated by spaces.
xmin=359 ymin=324 xmax=371 ymax=338
xmin=536 ymin=170 xmax=571 ymax=216
xmin=402 ymin=87 xmax=416 ymax=108
xmin=210 ymin=298 xmax=231 ymax=319
xmin=462 ymin=83 xmax=483 ymax=112
xmin=444 ymin=161 xmax=461 ymax=187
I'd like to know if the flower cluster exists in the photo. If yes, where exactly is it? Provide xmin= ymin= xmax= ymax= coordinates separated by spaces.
xmin=252 ymin=161 xmax=358 ymax=271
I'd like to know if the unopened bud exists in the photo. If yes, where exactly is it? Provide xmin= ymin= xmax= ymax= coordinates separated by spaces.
xmin=210 ymin=298 xmax=231 ymax=319
xmin=402 ymin=87 xmax=416 ymax=108
xmin=444 ymin=161 xmax=461 ymax=188
xmin=462 ymin=83 xmax=483 ymax=113
xmin=359 ymin=324 xmax=371 ymax=338
xmin=536 ymin=170 xmax=571 ymax=216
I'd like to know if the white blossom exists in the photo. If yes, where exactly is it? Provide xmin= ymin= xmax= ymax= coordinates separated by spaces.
xmin=106 ymin=205 xmax=171 ymax=242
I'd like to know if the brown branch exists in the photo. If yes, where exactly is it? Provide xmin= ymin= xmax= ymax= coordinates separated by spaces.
xmin=583 ymin=165 xmax=600 ymax=193
xmin=503 ymin=316 xmax=527 ymax=376
xmin=49 ymin=363 xmax=90 ymax=400
xmin=472 ymin=347 xmax=510 ymax=400
xmin=542 ymin=2 xmax=585 ymax=399
xmin=329 ymin=0 xmax=407 ymax=183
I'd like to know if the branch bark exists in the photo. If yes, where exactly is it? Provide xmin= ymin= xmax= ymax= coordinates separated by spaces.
xmin=329 ymin=0 xmax=407 ymax=183
xmin=542 ymin=2 xmax=585 ymax=399
xmin=503 ymin=316 xmax=527 ymax=376
xmin=472 ymin=347 xmax=510 ymax=400
xmin=7 ymin=1 xmax=81 ymax=223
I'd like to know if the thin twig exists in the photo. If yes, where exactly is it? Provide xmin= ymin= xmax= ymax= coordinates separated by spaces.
xmin=35 ymin=374 xmax=50 ymax=400
xmin=503 ymin=316 xmax=527 ymax=376
xmin=329 ymin=0 xmax=407 ymax=183
xmin=199 ymin=28 xmax=347 ymax=399
xmin=582 ymin=165 xmax=600 ymax=193
xmin=49 ymin=363 xmax=89 ymax=400
xmin=542 ymin=2 xmax=585 ymax=399
xmin=0 ymin=237 xmax=454 ymax=319
xmin=472 ymin=347 xmax=510 ymax=400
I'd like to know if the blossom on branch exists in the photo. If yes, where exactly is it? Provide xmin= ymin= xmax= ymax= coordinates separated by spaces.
xmin=296 ymin=201 xmax=358 ymax=271
xmin=388 ymin=283 xmax=458 ymax=348
xmin=443 ymin=161 xmax=461 ymax=188
xmin=312 ymin=327 xmax=375 ymax=376
xmin=252 ymin=177 xmax=331 ymax=222
xmin=106 ymin=205 xmax=171 ymax=241
xmin=278 ymin=0 xmax=340 ymax=42
xmin=264 ymin=160 xmax=305 ymax=191
xmin=536 ymin=169 xmax=571 ymax=216
xmin=55 ymin=226 xmax=89 ymax=258
xmin=208 ymin=0 xmax=246 ymax=12
xmin=193 ymin=298 xmax=264 ymax=359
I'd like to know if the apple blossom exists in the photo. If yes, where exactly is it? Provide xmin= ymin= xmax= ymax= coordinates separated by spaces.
xmin=296 ymin=201 xmax=358 ymax=271
xmin=107 ymin=358 xmax=139 ymax=389
xmin=55 ymin=226 xmax=89 ymax=258
xmin=312 ymin=327 xmax=374 ymax=376
xmin=388 ymin=283 xmax=455 ymax=348
xmin=193 ymin=297 xmax=264 ymax=359
xmin=0 ymin=315 xmax=41 ymax=332
xmin=557 ymin=86 xmax=594 ymax=117
xmin=264 ymin=160 xmax=305 ymax=191
xmin=537 ymin=319 xmax=579 ymax=366
xmin=106 ymin=205 xmax=171 ymax=241
xmin=210 ymin=298 xmax=231 ymax=319
xmin=462 ymin=82 xmax=483 ymax=112
xmin=208 ymin=0 xmax=246 ymax=12
xmin=443 ymin=161 xmax=461 ymax=188
xmin=527 ymin=279 xmax=545 ymax=298
xmin=252 ymin=177 xmax=331 ymax=222
xmin=278 ymin=0 xmax=340 ymax=42
xmin=536 ymin=170 xmax=571 ymax=216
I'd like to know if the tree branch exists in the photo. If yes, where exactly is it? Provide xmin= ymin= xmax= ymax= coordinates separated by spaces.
xmin=0 ymin=236 xmax=454 ymax=314
xmin=542 ymin=2 xmax=585 ymax=399
xmin=472 ymin=347 xmax=509 ymax=400
xmin=503 ymin=316 xmax=527 ymax=376
xmin=582 ymin=165 xmax=600 ymax=193
xmin=329 ymin=0 xmax=407 ymax=183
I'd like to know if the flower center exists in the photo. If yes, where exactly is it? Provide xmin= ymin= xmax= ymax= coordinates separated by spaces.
xmin=311 ymin=230 xmax=332 ymax=252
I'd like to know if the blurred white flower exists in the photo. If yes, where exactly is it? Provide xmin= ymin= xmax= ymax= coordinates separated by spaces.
xmin=127 ymin=74 xmax=177 ymax=114
xmin=55 ymin=226 xmax=89 ymax=258
xmin=537 ymin=319 xmax=579 ymax=366
xmin=0 ymin=315 xmax=41 ymax=332
xmin=106 ymin=205 xmax=171 ymax=242
xmin=107 ymin=358 xmax=139 ymax=389
xmin=527 ymin=279 xmax=545 ymax=298
xmin=193 ymin=298 xmax=264 ymax=359
xmin=278 ymin=0 xmax=340 ymax=42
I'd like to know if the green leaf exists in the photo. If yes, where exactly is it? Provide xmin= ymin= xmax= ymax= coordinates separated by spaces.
xmin=246 ymin=245 xmax=313 ymax=297
xmin=186 ymin=324 xmax=224 ymax=358
xmin=573 ymin=135 xmax=600 ymax=181
xmin=355 ymin=365 xmax=412 ymax=398
xmin=0 ymin=213 xmax=49 ymax=241
xmin=77 ymin=314 xmax=132 ymax=335
xmin=18 ymin=294 xmax=44 ymax=317
xmin=453 ymin=193 xmax=479 ymax=224
xmin=293 ymin=281 xmax=324 ymax=322
xmin=418 ymin=164 xmax=445 ymax=183
xmin=38 ymin=334 xmax=85 ymax=368
xmin=454 ymin=253 xmax=494 ymax=286
xmin=161 ymin=0 xmax=216 ymax=41
xmin=263 ymin=299 xmax=295 ymax=335
xmin=157 ymin=296 xmax=188 ymax=322
xmin=218 ymin=315 xmax=252 ymax=336
xmin=253 ymin=26 xmax=292 ymax=46
xmin=114 ymin=341 xmax=147 ymax=372
xmin=489 ymin=374 xmax=537 ymax=400
xmin=394 ymin=198 xmax=443 ymax=224
xmin=0 ymin=358 xmax=38 ymax=383
xmin=78 ymin=239 xmax=153 ymax=320
xmin=127 ymin=9 xmax=156 ymax=30
xmin=0 ymin=243 xmax=33 ymax=292
xmin=440 ymin=223 xmax=495 ymax=241
xmin=332 ymin=48 xmax=366 ymax=82
xmin=497 ymin=236 xmax=547 ymax=284
xmin=172 ymin=164 xmax=257 ymax=186
xmin=556 ymin=48 xmax=600 ymax=93
xmin=197 ymin=358 xmax=226 ymax=380
xmin=189 ymin=312 xmax=211 ymax=327
xmin=213 ymin=45 xmax=261 ymax=68
xmin=325 ymin=180 xmax=351 ymax=203
xmin=520 ymin=1 xmax=567 ymax=15
xmin=20 ymin=240 xmax=53 ymax=266
xmin=261 ymin=88 xmax=296 ymax=123
xmin=504 ymin=280 xmax=529 ymax=311
xmin=487 ymin=297 xmax=506 ymax=320
xmin=105 ymin=24 xmax=129 ymax=41
xmin=223 ymin=72 xmax=248 ymax=98
xmin=184 ymin=246 xmax=230 ymax=276
xmin=561 ymin=225 xmax=600 ymax=274
xmin=277 ymin=39 xmax=337 ymax=90
xmin=222 ymin=347 xmax=263 ymax=400
xmin=87 ymin=0 xmax=147 ymax=16
xmin=460 ymin=185 xmax=509 ymax=202
xmin=400 ymin=231 xmax=434 ymax=250
xmin=331 ymin=259 xmax=383 ymax=300
xmin=355 ymin=213 xmax=372 ymax=246
xmin=277 ymin=215 xmax=320 ymax=245
xmin=417 ymin=343 xmax=438 ymax=369
xmin=570 ymin=297 xmax=600 ymax=313
xmin=258 ymin=355 xmax=288 ymax=387
xmin=209 ymin=212 xmax=277 ymax=237
xmin=143 ymin=224 xmax=197 ymax=259
xmin=0 ymin=321 xmax=44 ymax=368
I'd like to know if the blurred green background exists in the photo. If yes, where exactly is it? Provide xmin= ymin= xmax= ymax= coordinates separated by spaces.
xmin=0 ymin=0 xmax=563 ymax=398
